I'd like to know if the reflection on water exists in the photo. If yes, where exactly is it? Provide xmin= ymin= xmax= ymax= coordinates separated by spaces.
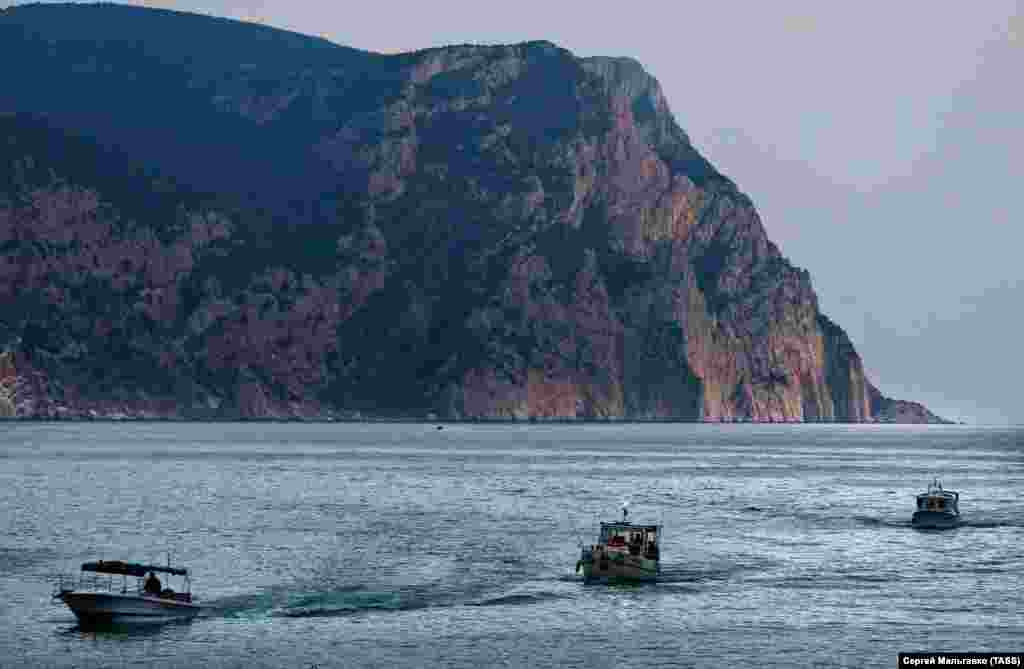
xmin=59 ymin=616 xmax=198 ymax=638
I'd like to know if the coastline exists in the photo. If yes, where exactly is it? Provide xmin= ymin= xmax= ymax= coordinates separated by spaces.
xmin=0 ymin=415 xmax=963 ymax=425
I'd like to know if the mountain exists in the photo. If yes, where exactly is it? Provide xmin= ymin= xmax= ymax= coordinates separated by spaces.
xmin=0 ymin=3 xmax=948 ymax=422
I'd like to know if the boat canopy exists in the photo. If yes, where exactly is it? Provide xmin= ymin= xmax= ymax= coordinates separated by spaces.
xmin=81 ymin=561 xmax=187 ymax=577
xmin=599 ymin=522 xmax=659 ymax=532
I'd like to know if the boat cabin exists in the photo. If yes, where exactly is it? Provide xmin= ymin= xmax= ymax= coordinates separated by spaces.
xmin=915 ymin=479 xmax=959 ymax=514
xmin=598 ymin=521 xmax=660 ymax=559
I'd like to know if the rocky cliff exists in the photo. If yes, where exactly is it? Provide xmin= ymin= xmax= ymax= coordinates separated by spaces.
xmin=0 ymin=3 xmax=948 ymax=421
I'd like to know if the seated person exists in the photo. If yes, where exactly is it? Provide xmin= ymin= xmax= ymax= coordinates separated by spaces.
xmin=144 ymin=571 xmax=161 ymax=595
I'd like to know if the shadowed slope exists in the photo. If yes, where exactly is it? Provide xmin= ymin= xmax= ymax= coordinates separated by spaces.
xmin=0 ymin=4 xmax=947 ymax=422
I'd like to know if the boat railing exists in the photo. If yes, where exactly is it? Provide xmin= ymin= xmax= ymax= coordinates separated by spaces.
xmin=52 ymin=571 xmax=193 ymax=601
xmin=53 ymin=571 xmax=137 ymax=596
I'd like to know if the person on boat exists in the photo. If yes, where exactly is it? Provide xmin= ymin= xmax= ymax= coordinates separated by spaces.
xmin=144 ymin=571 xmax=161 ymax=595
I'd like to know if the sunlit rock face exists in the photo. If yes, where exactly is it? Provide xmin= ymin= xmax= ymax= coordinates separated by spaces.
xmin=0 ymin=4 xmax=946 ymax=421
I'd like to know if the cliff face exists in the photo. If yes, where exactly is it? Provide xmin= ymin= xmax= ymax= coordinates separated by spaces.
xmin=0 ymin=3 xmax=947 ymax=421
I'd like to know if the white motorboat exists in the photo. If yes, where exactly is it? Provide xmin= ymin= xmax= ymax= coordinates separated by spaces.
xmin=54 ymin=560 xmax=202 ymax=624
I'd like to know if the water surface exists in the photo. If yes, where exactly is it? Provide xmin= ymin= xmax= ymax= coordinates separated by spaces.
xmin=1 ymin=423 xmax=1021 ymax=667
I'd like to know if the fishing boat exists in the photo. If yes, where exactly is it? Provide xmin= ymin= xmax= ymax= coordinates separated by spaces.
xmin=576 ymin=507 xmax=660 ymax=583
xmin=54 ymin=560 xmax=202 ymax=623
xmin=911 ymin=479 xmax=962 ymax=529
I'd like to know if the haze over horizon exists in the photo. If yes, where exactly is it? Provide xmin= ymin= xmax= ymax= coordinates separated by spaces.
xmin=5 ymin=0 xmax=1021 ymax=424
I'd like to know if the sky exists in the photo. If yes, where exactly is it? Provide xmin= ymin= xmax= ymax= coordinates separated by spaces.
xmin=8 ymin=1 xmax=1023 ymax=423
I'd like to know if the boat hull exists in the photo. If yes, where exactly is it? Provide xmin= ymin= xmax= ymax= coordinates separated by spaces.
xmin=58 ymin=591 xmax=202 ymax=623
xmin=911 ymin=510 xmax=962 ymax=529
xmin=578 ymin=550 xmax=658 ymax=583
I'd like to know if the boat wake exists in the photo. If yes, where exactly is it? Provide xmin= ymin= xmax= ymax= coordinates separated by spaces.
xmin=209 ymin=582 xmax=573 ymax=619
xmin=274 ymin=588 xmax=410 ymax=618
xmin=852 ymin=515 xmax=911 ymax=529
xmin=656 ymin=563 xmax=745 ymax=584
xmin=771 ymin=512 xmax=1024 ymax=531
xmin=957 ymin=519 xmax=1024 ymax=529
xmin=467 ymin=591 xmax=567 ymax=608
xmin=208 ymin=584 xmax=430 ymax=620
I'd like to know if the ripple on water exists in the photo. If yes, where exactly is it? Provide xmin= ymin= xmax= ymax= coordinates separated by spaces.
xmin=1 ymin=423 xmax=1022 ymax=669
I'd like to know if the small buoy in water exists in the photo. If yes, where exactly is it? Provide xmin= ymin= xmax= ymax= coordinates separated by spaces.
xmin=436 ymin=425 xmax=444 ymax=430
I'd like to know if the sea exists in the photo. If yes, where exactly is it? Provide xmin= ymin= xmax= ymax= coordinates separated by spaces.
xmin=0 ymin=422 xmax=1021 ymax=668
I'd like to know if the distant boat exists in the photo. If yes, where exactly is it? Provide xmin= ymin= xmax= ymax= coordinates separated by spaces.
xmin=576 ymin=507 xmax=660 ymax=583
xmin=911 ymin=479 xmax=962 ymax=529
xmin=54 ymin=560 xmax=202 ymax=624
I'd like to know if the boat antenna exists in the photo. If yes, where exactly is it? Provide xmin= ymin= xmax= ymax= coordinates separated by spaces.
xmin=569 ymin=515 xmax=585 ymax=548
